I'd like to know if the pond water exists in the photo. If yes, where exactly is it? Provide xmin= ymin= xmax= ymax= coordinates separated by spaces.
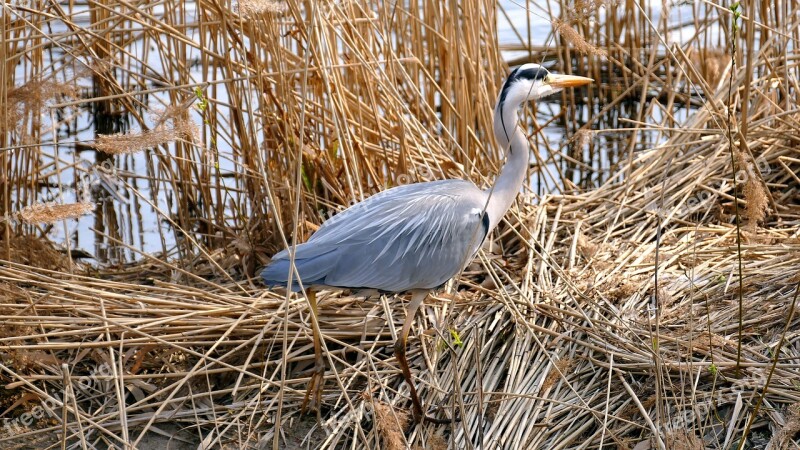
xmin=20 ymin=0 xmax=715 ymax=264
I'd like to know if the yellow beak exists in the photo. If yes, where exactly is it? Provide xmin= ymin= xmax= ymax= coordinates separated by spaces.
xmin=547 ymin=74 xmax=594 ymax=88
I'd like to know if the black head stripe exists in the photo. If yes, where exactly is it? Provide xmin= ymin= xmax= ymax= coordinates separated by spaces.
xmin=515 ymin=66 xmax=549 ymax=82
xmin=498 ymin=65 xmax=550 ymax=108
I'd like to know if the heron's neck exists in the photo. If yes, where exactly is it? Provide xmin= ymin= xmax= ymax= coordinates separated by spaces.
xmin=485 ymin=102 xmax=529 ymax=231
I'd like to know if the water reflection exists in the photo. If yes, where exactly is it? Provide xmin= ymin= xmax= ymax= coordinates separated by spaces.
xmin=13 ymin=0 xmax=710 ymax=264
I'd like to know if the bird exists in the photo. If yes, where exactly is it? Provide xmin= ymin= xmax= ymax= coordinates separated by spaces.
xmin=261 ymin=64 xmax=593 ymax=424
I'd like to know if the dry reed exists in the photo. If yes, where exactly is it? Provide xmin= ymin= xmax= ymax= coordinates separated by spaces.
xmin=236 ymin=0 xmax=287 ymax=17
xmin=0 ymin=0 xmax=799 ymax=448
xmin=93 ymin=117 xmax=197 ymax=155
xmin=18 ymin=202 xmax=95 ymax=224
xmin=367 ymin=396 xmax=410 ymax=450
xmin=552 ymin=18 xmax=608 ymax=57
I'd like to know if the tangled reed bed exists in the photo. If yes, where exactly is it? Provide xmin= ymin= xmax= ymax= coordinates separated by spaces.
xmin=1 ymin=0 xmax=800 ymax=448
xmin=1 ymin=114 xmax=799 ymax=448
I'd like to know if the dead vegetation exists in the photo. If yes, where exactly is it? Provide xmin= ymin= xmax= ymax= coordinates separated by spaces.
xmin=92 ymin=117 xmax=197 ymax=155
xmin=18 ymin=202 xmax=95 ymax=224
xmin=0 ymin=0 xmax=799 ymax=449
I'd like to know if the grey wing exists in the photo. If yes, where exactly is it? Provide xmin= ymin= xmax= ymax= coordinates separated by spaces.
xmin=261 ymin=179 xmax=490 ymax=292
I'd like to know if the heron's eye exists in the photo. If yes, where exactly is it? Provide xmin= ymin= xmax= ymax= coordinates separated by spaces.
xmin=515 ymin=65 xmax=549 ymax=82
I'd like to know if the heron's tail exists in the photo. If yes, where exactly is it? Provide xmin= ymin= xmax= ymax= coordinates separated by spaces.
xmin=260 ymin=246 xmax=338 ymax=291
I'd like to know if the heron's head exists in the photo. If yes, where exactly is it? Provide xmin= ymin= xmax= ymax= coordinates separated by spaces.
xmin=497 ymin=64 xmax=593 ymax=111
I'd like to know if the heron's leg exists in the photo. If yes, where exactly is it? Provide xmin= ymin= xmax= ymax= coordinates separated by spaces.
xmin=301 ymin=289 xmax=324 ymax=419
xmin=394 ymin=290 xmax=452 ymax=425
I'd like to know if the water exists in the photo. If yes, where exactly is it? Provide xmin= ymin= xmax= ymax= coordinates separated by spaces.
xmin=20 ymin=0 xmax=716 ymax=263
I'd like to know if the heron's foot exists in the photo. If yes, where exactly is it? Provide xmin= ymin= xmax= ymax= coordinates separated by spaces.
xmin=301 ymin=363 xmax=325 ymax=416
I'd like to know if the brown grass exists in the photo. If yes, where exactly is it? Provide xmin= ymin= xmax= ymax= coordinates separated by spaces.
xmin=93 ymin=116 xmax=197 ymax=155
xmin=8 ymin=80 xmax=77 ymax=106
xmin=369 ymin=398 xmax=410 ymax=450
xmin=685 ymin=48 xmax=728 ymax=90
xmin=767 ymin=403 xmax=800 ymax=449
xmin=4 ymin=80 xmax=77 ymax=131
xmin=236 ymin=0 xmax=287 ymax=17
xmin=540 ymin=357 xmax=575 ymax=393
xmin=569 ymin=0 xmax=616 ymax=20
xmin=553 ymin=18 xmax=608 ymax=57
xmin=737 ymin=151 xmax=770 ymax=230
xmin=0 ymin=0 xmax=799 ymax=448
xmin=0 ymin=235 xmax=69 ymax=270
xmin=18 ymin=202 xmax=94 ymax=224
xmin=663 ymin=430 xmax=704 ymax=450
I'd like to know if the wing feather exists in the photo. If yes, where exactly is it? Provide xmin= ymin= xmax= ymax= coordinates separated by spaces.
xmin=261 ymin=179 xmax=489 ymax=291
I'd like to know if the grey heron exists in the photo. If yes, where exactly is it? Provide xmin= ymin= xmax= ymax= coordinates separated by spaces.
xmin=261 ymin=64 xmax=592 ymax=423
